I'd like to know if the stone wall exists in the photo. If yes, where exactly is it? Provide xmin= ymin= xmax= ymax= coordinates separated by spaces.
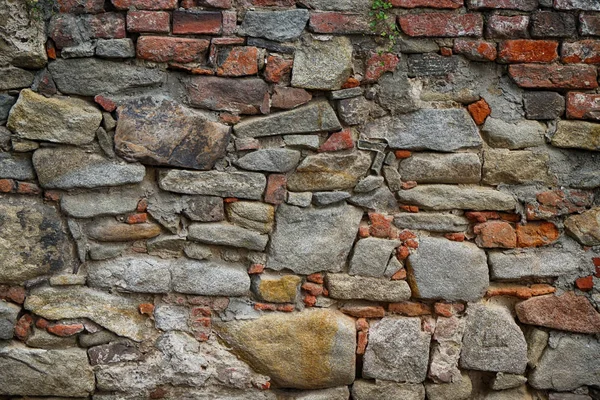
xmin=0 ymin=0 xmax=599 ymax=398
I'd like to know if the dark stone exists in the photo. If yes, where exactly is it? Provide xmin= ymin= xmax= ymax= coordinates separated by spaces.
xmin=407 ymin=54 xmax=458 ymax=77
xmin=88 ymin=341 xmax=141 ymax=366
xmin=186 ymin=76 xmax=269 ymax=115
xmin=0 ymin=95 xmax=16 ymax=124
xmin=247 ymin=37 xmax=295 ymax=54
xmin=531 ymin=11 xmax=577 ymax=38
xmin=523 ymin=92 xmax=565 ymax=120
xmin=115 ymin=97 xmax=230 ymax=170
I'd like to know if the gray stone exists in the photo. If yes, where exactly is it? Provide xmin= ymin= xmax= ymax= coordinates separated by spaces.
xmin=354 ymin=176 xmax=384 ymax=193
xmin=548 ymin=394 xmax=593 ymax=400
xmin=375 ymin=69 xmax=420 ymax=115
xmin=154 ymin=305 xmax=190 ymax=332
xmin=171 ymin=259 xmax=250 ymax=296
xmin=523 ymin=92 xmax=565 ymax=120
xmin=425 ymin=372 xmax=472 ymax=400
xmin=183 ymin=243 xmax=213 ymax=260
xmin=79 ymin=330 xmax=120 ymax=348
xmin=529 ymin=333 xmax=600 ymax=390
xmin=96 ymin=38 xmax=135 ymax=58
xmin=0 ymin=66 xmax=35 ymax=90
xmin=147 ymin=192 xmax=224 ymax=233
xmin=428 ymin=317 xmax=465 ymax=384
xmin=407 ymin=237 xmax=489 ymax=301
xmin=0 ymin=195 xmax=75 ymax=284
xmin=48 ymin=58 xmax=164 ymax=96
xmin=0 ymin=301 xmax=19 ymax=340
xmin=288 ymin=151 xmax=371 ymax=191
xmin=88 ymin=341 xmax=141 ymax=366
xmin=188 ymin=223 xmax=269 ymax=251
xmin=349 ymin=238 xmax=400 ymax=277
xmin=483 ymin=149 xmax=551 ymax=185
xmin=276 ymin=387 xmax=349 ymax=400
xmin=235 ymin=149 xmax=301 ymax=172
xmin=267 ymin=203 xmax=363 ymax=274
xmin=460 ymin=304 xmax=528 ymax=374
xmin=338 ymin=96 xmax=381 ymax=126
xmin=234 ymin=100 xmax=341 ymax=138
xmin=397 ymin=185 xmax=517 ymax=211
xmin=0 ymin=347 xmax=94 ymax=397
xmin=187 ymin=76 xmax=269 ymax=115
xmin=87 ymin=256 xmax=172 ymax=293
xmin=291 ymin=36 xmax=353 ymax=90
xmin=33 ymin=147 xmax=145 ymax=189
xmin=408 ymin=54 xmax=459 ymax=77
xmin=352 ymin=380 xmax=425 ymax=400
xmin=488 ymin=246 xmax=587 ymax=279
xmin=565 ymin=208 xmax=600 ymax=246
xmin=399 ymin=153 xmax=481 ymax=184
xmin=363 ymin=317 xmax=431 ymax=383
xmin=115 ymin=96 xmax=230 ymax=170
xmin=61 ymin=42 xmax=96 ymax=58
xmin=26 ymin=327 xmax=79 ymax=349
xmin=383 ymin=165 xmax=402 ymax=191
xmin=89 ymin=243 xmax=127 ymax=261
xmin=312 ymin=191 xmax=351 ymax=206
xmin=61 ymin=189 xmax=140 ymax=218
xmin=326 ymin=274 xmax=411 ymax=302
xmin=0 ymin=94 xmax=16 ymax=124
xmin=554 ymin=0 xmax=600 ymax=11
xmin=241 ymin=10 xmax=309 ymax=42
xmin=301 ymin=0 xmax=371 ymax=11
xmin=7 ymin=89 xmax=101 ymax=145
xmin=96 ymin=127 xmax=115 ymax=158
xmin=283 ymin=134 xmax=320 ymax=149
xmin=552 ymin=120 xmax=600 ymax=151
xmin=147 ymin=235 xmax=186 ymax=258
xmin=492 ymin=373 xmax=528 ymax=390
xmin=49 ymin=274 xmax=86 ymax=286
xmin=394 ymin=213 xmax=469 ymax=233
xmin=25 ymin=286 xmax=152 ymax=341
xmin=287 ymin=191 xmax=313 ymax=207
xmin=11 ymin=137 xmax=39 ymax=152
xmin=362 ymin=109 xmax=482 ymax=151
xmin=226 ymin=201 xmax=274 ymax=234
xmin=482 ymin=118 xmax=546 ymax=149
xmin=482 ymin=386 xmax=535 ymax=400
xmin=159 ymin=169 xmax=266 ymax=200
xmin=329 ymin=87 xmax=363 ymax=100
xmin=525 ymin=327 xmax=548 ymax=368
xmin=547 ymin=147 xmax=600 ymax=189
xmin=0 ymin=152 xmax=34 ymax=180
xmin=0 ymin=0 xmax=46 ymax=68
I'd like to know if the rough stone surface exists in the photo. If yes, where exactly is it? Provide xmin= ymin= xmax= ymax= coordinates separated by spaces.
xmin=85 ymin=219 xmax=162 ymax=242
xmin=552 ymin=120 xmax=600 ymax=151
xmin=252 ymin=274 xmax=301 ymax=303
xmin=87 ymin=256 xmax=172 ymax=293
xmin=61 ymin=190 xmax=140 ymax=218
xmin=349 ymin=238 xmax=401 ymax=277
xmin=0 ymin=0 xmax=47 ymax=68
xmin=326 ymin=274 xmax=411 ymax=302
xmin=226 ymin=201 xmax=274 ymax=233
xmin=348 ymin=187 xmax=399 ymax=213
xmin=115 ymin=97 xmax=230 ymax=170
xmin=235 ymin=149 xmax=301 ymax=172
xmin=523 ymin=92 xmax=565 ymax=120
xmin=241 ymin=10 xmax=309 ymax=42
xmin=187 ymin=76 xmax=269 ymax=115
xmin=428 ymin=317 xmax=466 ymax=384
xmin=96 ymin=38 xmax=135 ymax=58
xmin=171 ymin=259 xmax=250 ymax=296
xmin=0 ymin=301 xmax=20 ymax=340
xmin=363 ymin=317 xmax=431 ymax=383
xmin=398 ymin=185 xmax=516 ymax=211
xmin=394 ymin=213 xmax=470 ymax=232
xmin=564 ymin=208 xmax=600 ymax=246
xmin=481 ymin=118 xmax=546 ymax=149
xmin=483 ymin=149 xmax=551 ymax=185
xmin=352 ymin=380 xmax=425 ymax=400
xmin=188 ymin=223 xmax=269 ymax=251
xmin=399 ymin=153 xmax=481 ymax=184
xmin=159 ymin=169 xmax=266 ymax=200
xmin=0 ymin=153 xmax=35 ymax=180
xmin=492 ymin=373 xmax=528 ymax=390
xmin=215 ymin=309 xmax=356 ymax=389
xmin=268 ymin=204 xmax=362 ymax=274
xmin=8 ymin=89 xmax=102 ymax=145
xmin=407 ymin=237 xmax=488 ymax=301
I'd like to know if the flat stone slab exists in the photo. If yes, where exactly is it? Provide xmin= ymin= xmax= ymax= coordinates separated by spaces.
xmin=394 ymin=213 xmax=470 ymax=232
xmin=235 ymin=148 xmax=301 ymax=173
xmin=61 ymin=189 xmax=141 ymax=218
xmin=241 ymin=10 xmax=309 ymax=42
xmin=399 ymin=152 xmax=482 ymax=184
xmin=159 ymin=169 xmax=266 ymax=200
xmin=552 ymin=120 xmax=600 ymax=151
xmin=397 ymin=185 xmax=517 ymax=211
xmin=188 ymin=223 xmax=269 ymax=251
xmin=326 ymin=274 xmax=412 ymax=302
xmin=187 ymin=76 xmax=269 ymax=115
xmin=0 ymin=152 xmax=35 ymax=180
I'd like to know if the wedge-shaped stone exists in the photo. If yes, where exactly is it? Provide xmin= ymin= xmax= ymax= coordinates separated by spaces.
xmin=362 ymin=109 xmax=482 ymax=151
xmin=214 ymin=309 xmax=355 ymax=389
xmin=115 ymin=96 xmax=230 ymax=170
xmin=159 ymin=169 xmax=266 ymax=200
xmin=241 ymin=10 xmax=309 ymax=42
xmin=171 ymin=259 xmax=250 ymax=296
xmin=188 ymin=223 xmax=269 ymax=251
xmin=0 ymin=346 xmax=94 ymax=397
xmin=8 ymin=89 xmax=101 ymax=145
xmin=234 ymin=100 xmax=341 ymax=138
xmin=564 ymin=207 xmax=600 ymax=246
xmin=25 ymin=286 xmax=152 ymax=341
xmin=397 ymin=185 xmax=516 ymax=211
xmin=349 ymin=238 xmax=401 ymax=277
xmin=399 ymin=152 xmax=481 ymax=184
xmin=88 ymin=256 xmax=172 ymax=293
xmin=552 ymin=120 xmax=600 ymax=151
xmin=288 ymin=151 xmax=371 ymax=191
xmin=394 ymin=213 xmax=470 ymax=232
xmin=407 ymin=237 xmax=488 ymax=301
xmin=33 ymin=147 xmax=145 ymax=189
xmin=268 ymin=204 xmax=363 ymax=274
xmin=460 ymin=304 xmax=528 ymax=374
xmin=363 ymin=317 xmax=431 ymax=383
xmin=235 ymin=148 xmax=301 ymax=172
xmin=326 ymin=274 xmax=411 ymax=302
xmin=187 ymin=76 xmax=269 ymax=115
xmin=352 ymin=380 xmax=425 ymax=400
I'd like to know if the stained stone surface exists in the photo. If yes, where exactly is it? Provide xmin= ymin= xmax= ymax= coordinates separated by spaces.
xmin=159 ymin=169 xmax=266 ymax=200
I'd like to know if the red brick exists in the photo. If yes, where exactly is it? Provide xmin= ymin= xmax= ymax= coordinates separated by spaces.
xmin=394 ymin=150 xmax=412 ymax=159
xmin=465 ymin=211 xmax=499 ymax=222
xmin=391 ymin=0 xmax=463 ymax=8
xmin=181 ymin=0 xmax=232 ymax=8
xmin=16 ymin=182 xmax=41 ymax=195
xmin=594 ymin=258 xmax=600 ymax=277
xmin=47 ymin=323 xmax=84 ymax=337
xmin=440 ymin=47 xmax=453 ymax=56
xmin=0 ymin=179 xmax=14 ymax=193
xmin=89 ymin=13 xmax=126 ymax=39
xmin=14 ymin=314 xmax=33 ymax=341
xmin=136 ymin=198 xmax=148 ymax=212
xmin=498 ymin=40 xmax=559 ymax=63
xmin=126 ymin=213 xmax=148 ymax=224
xmin=398 ymin=230 xmax=416 ymax=241
xmin=0 ymin=286 xmax=26 ymax=304
xmin=212 ymin=37 xmax=245 ymax=46
xmin=356 ymin=318 xmax=369 ymax=331
xmin=271 ymin=86 xmax=312 ymax=110
xmin=46 ymin=41 xmax=57 ymax=60
xmin=137 ymin=36 xmax=210 ymax=63
xmin=454 ymin=39 xmax=497 ymax=61
xmin=364 ymin=53 xmax=400 ymax=83
xmin=36 ymin=318 xmax=49 ymax=330
xmin=254 ymin=302 xmax=277 ymax=311
xmin=467 ymin=98 xmax=491 ymax=125
xmin=444 ymin=232 xmax=465 ymax=242
xmin=396 ymin=245 xmax=410 ymax=260
xmin=127 ymin=11 xmax=170 ymax=33
xmin=485 ymin=14 xmax=530 ymax=38
xmin=342 ymin=77 xmax=361 ymax=88
xmin=368 ymin=212 xmax=393 ymax=238
xmin=277 ymin=304 xmax=295 ymax=312
xmin=216 ymin=47 xmax=258 ymax=77
xmin=434 ymin=302 xmax=465 ymax=317
xmin=94 ymin=95 xmax=117 ymax=112
xmin=404 ymin=238 xmax=419 ymax=249
xmin=467 ymin=0 xmax=537 ymax=11
xmin=575 ymin=276 xmax=594 ymax=291
xmin=248 ymin=264 xmax=265 ymax=274
xmin=566 ymin=92 xmax=600 ymax=120
xmin=357 ymin=330 xmax=368 ymax=355
xmin=309 ymin=12 xmax=371 ymax=34
xmin=474 ymin=220 xmax=517 ymax=248
xmin=173 ymin=10 xmax=222 ymax=35
xmin=58 ymin=0 xmax=104 ymax=13
xmin=318 ymin=129 xmax=354 ymax=152
xmin=301 ymin=282 xmax=323 ymax=297
xmin=191 ymin=306 xmax=211 ymax=317
xmin=265 ymin=55 xmax=293 ymax=83
xmin=580 ymin=13 xmax=600 ymax=36
xmin=139 ymin=303 xmax=155 ymax=316
xmin=339 ymin=305 xmax=385 ymax=318
xmin=399 ymin=205 xmax=419 ymax=213
xmin=562 ymin=40 xmax=600 ymax=63
xmin=307 ymin=273 xmax=324 ymax=284
xmin=222 ymin=11 xmax=237 ymax=36
xmin=112 ymin=0 xmax=177 ymax=10
xmin=399 ymin=13 xmax=483 ymax=37
xmin=264 ymin=174 xmax=286 ymax=205
xmin=389 ymin=301 xmax=431 ymax=316
xmin=303 ymin=294 xmax=317 ymax=307
xmin=516 ymin=221 xmax=560 ymax=248
xmin=509 ymin=64 xmax=598 ymax=89
xmin=391 ymin=268 xmax=407 ymax=280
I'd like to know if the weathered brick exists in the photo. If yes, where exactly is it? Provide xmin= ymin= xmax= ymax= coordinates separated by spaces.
xmin=216 ymin=47 xmax=259 ymax=77
xmin=498 ymin=40 xmax=559 ymax=63
xmin=391 ymin=0 xmax=463 ymax=8
xmin=264 ymin=55 xmax=293 ymax=83
xmin=309 ymin=12 xmax=371 ymax=34
xmin=340 ymin=304 xmax=385 ymax=318
xmin=399 ymin=13 xmax=483 ymax=37
xmin=562 ymin=40 xmax=600 ymax=63
xmin=173 ymin=10 xmax=222 ymax=35
xmin=318 ymin=129 xmax=354 ymax=152
xmin=363 ymin=53 xmax=400 ymax=83
xmin=474 ymin=220 xmax=517 ymax=249
xmin=434 ymin=302 xmax=465 ymax=317
xmin=509 ymin=64 xmax=598 ymax=89
xmin=388 ymin=301 xmax=432 ymax=316
xmin=580 ymin=13 xmax=600 ymax=36
xmin=47 ymin=323 xmax=85 ymax=337
xmin=575 ymin=276 xmax=594 ymax=291
xmin=187 ymin=76 xmax=269 ymax=114
xmin=467 ymin=0 xmax=537 ymax=11
xmin=453 ymin=39 xmax=497 ymax=61
xmin=89 ymin=13 xmax=126 ymax=39
xmin=468 ymin=98 xmax=491 ymax=125
xmin=566 ymin=92 xmax=600 ymax=120
xmin=516 ymin=222 xmax=560 ymax=247
xmin=112 ymin=0 xmax=178 ymax=10
xmin=94 ymin=95 xmax=117 ymax=112
xmin=271 ymin=86 xmax=312 ymax=109
xmin=531 ymin=11 xmax=577 ymax=38
xmin=137 ymin=36 xmax=210 ymax=63
xmin=554 ymin=0 xmax=600 ymax=11
xmin=127 ymin=11 xmax=170 ymax=33
xmin=181 ymin=0 xmax=232 ymax=8
xmin=265 ymin=174 xmax=287 ymax=204
xmin=58 ymin=0 xmax=104 ymax=13
xmin=486 ymin=14 xmax=530 ymax=39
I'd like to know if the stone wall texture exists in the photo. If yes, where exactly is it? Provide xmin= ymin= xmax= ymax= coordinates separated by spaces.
xmin=1 ymin=0 xmax=600 ymax=399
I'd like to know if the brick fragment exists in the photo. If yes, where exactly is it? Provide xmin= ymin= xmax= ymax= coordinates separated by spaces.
xmin=388 ymin=301 xmax=431 ymax=316
xmin=474 ymin=220 xmax=517 ymax=248
xmin=112 ymin=0 xmax=178 ymax=10
xmin=46 ymin=40 xmax=57 ymax=60
xmin=399 ymin=13 xmax=483 ymax=37
xmin=580 ymin=13 xmax=600 ymax=36
xmin=485 ymin=14 xmax=529 ymax=39
xmin=89 ymin=13 xmax=126 ymax=40
xmin=127 ymin=11 xmax=170 ymax=33
xmin=181 ymin=0 xmax=232 ymax=7
xmin=307 ymin=273 xmax=324 ymax=284
xmin=467 ymin=98 xmax=491 ymax=124
xmin=248 ymin=264 xmax=265 ymax=274
xmin=444 ymin=233 xmax=465 ymax=242
xmin=254 ymin=302 xmax=277 ymax=311
xmin=47 ymin=323 xmax=85 ymax=337
xmin=368 ymin=213 xmax=394 ymax=238
xmin=264 ymin=55 xmax=293 ymax=83
xmin=516 ymin=222 xmax=559 ymax=247
xmin=264 ymin=174 xmax=287 ymax=205
xmin=509 ymin=64 xmax=598 ymax=89
xmin=486 ymin=284 xmax=556 ymax=299
xmin=566 ymin=92 xmax=600 ymax=120
xmin=137 ymin=36 xmax=210 ymax=63
xmin=357 ymin=330 xmax=368 ymax=355
xmin=364 ymin=53 xmax=400 ymax=83
xmin=309 ymin=12 xmax=371 ymax=34
xmin=277 ymin=304 xmax=295 ymax=312
xmin=16 ymin=182 xmax=41 ymax=195
xmin=340 ymin=304 xmax=385 ymax=318
xmin=575 ymin=276 xmax=594 ymax=291
xmin=126 ymin=213 xmax=148 ymax=224
xmin=454 ymin=39 xmax=497 ymax=61
xmin=94 ymin=95 xmax=117 ymax=112
xmin=216 ymin=47 xmax=259 ymax=77
xmin=396 ymin=245 xmax=410 ymax=260
xmin=391 ymin=268 xmax=407 ymax=280
xmin=0 ymin=179 xmax=14 ymax=193
xmin=36 ymin=318 xmax=49 ymax=330
xmin=173 ymin=10 xmax=222 ymax=35
xmin=434 ymin=302 xmax=465 ymax=317
xmin=139 ymin=303 xmax=155 ymax=316
xmin=440 ymin=47 xmax=453 ymax=56
xmin=318 ymin=129 xmax=354 ymax=152
xmin=400 ymin=181 xmax=417 ymax=190
xmin=498 ymin=40 xmax=559 ymax=63
xmin=391 ymin=0 xmax=463 ymax=8
xmin=14 ymin=314 xmax=33 ymax=341
xmin=303 ymin=294 xmax=317 ymax=307
xmin=0 ymin=286 xmax=26 ymax=304
xmin=342 ymin=77 xmax=361 ymax=89
xmin=301 ymin=282 xmax=323 ymax=297
xmin=562 ymin=40 xmax=600 ymax=63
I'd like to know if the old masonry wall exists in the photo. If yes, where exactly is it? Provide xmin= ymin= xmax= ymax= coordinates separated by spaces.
xmin=1 ymin=0 xmax=600 ymax=398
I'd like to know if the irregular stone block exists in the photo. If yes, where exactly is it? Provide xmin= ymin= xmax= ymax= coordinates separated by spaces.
xmin=352 ymin=380 xmax=425 ymax=400
xmin=159 ymin=169 xmax=266 ymax=200
xmin=394 ymin=213 xmax=470 ymax=233
xmin=349 ymin=238 xmax=401 ymax=277
xmin=547 ymin=147 xmax=600 ymax=189
xmin=85 ymin=219 xmax=162 ymax=242
xmin=267 ymin=204 xmax=363 ymax=274
xmin=252 ymin=274 xmax=301 ymax=303
xmin=407 ymin=237 xmax=489 ymax=301
xmin=88 ymin=341 xmax=141 ymax=366
xmin=171 ymin=259 xmax=250 ymax=296
xmin=0 ymin=66 xmax=35 ymax=90
xmin=375 ymin=69 xmax=420 ymax=115
xmin=483 ymin=149 xmax=551 ymax=185
xmin=214 ymin=309 xmax=356 ymax=389
xmin=88 ymin=256 xmax=172 ymax=293
xmin=235 ymin=148 xmax=301 ymax=172
xmin=428 ymin=317 xmax=466 ymax=383
xmin=226 ymin=201 xmax=274 ymax=234
xmin=408 ymin=53 xmax=459 ymax=77
xmin=492 ymin=373 xmax=528 ymax=390
xmin=187 ymin=76 xmax=269 ymax=115
xmin=241 ymin=10 xmax=309 ymax=42
xmin=312 ymin=191 xmax=351 ymax=206
xmin=326 ymin=274 xmax=411 ymax=302
xmin=188 ymin=223 xmax=269 ymax=251
xmin=460 ymin=304 xmax=528 ymax=374
xmin=523 ymin=92 xmax=565 ymax=120
xmin=0 ymin=301 xmax=20 ymax=340
xmin=564 ymin=207 xmax=600 ymax=246
xmin=0 ymin=0 xmax=46 ymax=68
xmin=552 ymin=120 xmax=600 ymax=151
xmin=26 ymin=327 xmax=79 ymax=349
xmin=481 ymin=117 xmax=546 ymax=149
xmin=115 ymin=96 xmax=230 ymax=170
xmin=96 ymin=38 xmax=136 ymax=58
xmin=61 ymin=190 xmax=140 ymax=218
xmin=0 ymin=153 xmax=35 ymax=180
xmin=425 ymin=371 xmax=472 ymax=400
xmin=399 ymin=153 xmax=481 ymax=184
xmin=154 ymin=305 xmax=190 ymax=332
xmin=363 ymin=317 xmax=431 ymax=383
xmin=348 ymin=187 xmax=399 ymax=214
xmin=397 ymin=185 xmax=516 ymax=211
